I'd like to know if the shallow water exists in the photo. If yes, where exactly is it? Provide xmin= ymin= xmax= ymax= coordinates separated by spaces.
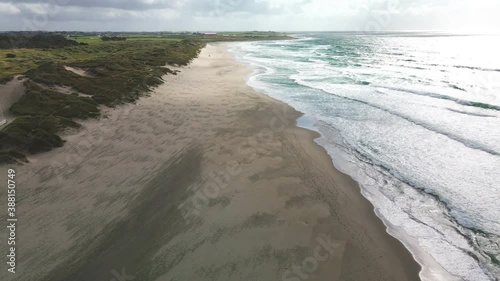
xmin=229 ymin=32 xmax=500 ymax=281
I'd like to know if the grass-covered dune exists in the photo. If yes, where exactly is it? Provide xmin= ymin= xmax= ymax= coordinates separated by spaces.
xmin=10 ymin=81 xmax=100 ymax=118
xmin=24 ymin=40 xmax=200 ymax=105
xmin=0 ymin=37 xmax=205 ymax=164
xmin=0 ymin=116 xmax=78 ymax=154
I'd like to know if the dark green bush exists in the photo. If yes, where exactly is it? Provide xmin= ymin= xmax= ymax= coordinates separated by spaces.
xmin=10 ymin=81 xmax=99 ymax=119
xmin=101 ymin=36 xmax=127 ymax=41
xmin=0 ymin=151 xmax=29 ymax=165
xmin=0 ymin=117 xmax=65 ymax=154
xmin=0 ymin=33 xmax=80 ymax=49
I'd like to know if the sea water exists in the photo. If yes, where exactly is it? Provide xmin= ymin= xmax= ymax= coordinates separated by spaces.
xmin=229 ymin=32 xmax=500 ymax=281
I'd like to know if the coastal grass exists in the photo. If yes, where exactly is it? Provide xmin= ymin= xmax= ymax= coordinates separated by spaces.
xmin=0 ymin=39 xmax=202 ymax=83
xmin=10 ymin=81 xmax=100 ymax=118
xmin=24 ymin=40 xmax=201 ymax=105
xmin=0 ymin=151 xmax=29 ymax=165
xmin=69 ymin=35 xmax=183 ymax=44
xmin=0 ymin=38 xmax=205 ymax=163
xmin=0 ymin=116 xmax=79 ymax=154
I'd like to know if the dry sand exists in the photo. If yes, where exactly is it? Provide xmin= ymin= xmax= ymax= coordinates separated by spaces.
xmin=0 ymin=77 xmax=25 ymax=126
xmin=64 ymin=65 xmax=94 ymax=77
xmin=0 ymin=43 xmax=421 ymax=281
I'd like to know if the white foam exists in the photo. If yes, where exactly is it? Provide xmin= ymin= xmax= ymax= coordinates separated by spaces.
xmin=229 ymin=35 xmax=500 ymax=281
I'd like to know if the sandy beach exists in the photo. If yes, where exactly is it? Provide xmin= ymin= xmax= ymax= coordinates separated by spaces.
xmin=0 ymin=43 xmax=421 ymax=281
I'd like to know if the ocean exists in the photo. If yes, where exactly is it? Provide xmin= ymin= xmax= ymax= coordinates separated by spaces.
xmin=229 ymin=32 xmax=500 ymax=281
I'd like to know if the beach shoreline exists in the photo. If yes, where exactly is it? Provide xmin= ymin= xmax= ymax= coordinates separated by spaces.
xmin=0 ymin=43 xmax=421 ymax=281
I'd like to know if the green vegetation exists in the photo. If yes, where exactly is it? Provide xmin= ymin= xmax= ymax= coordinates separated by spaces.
xmin=0 ymin=115 xmax=82 ymax=154
xmin=101 ymin=36 xmax=127 ymax=41
xmin=67 ymin=31 xmax=291 ymax=44
xmin=0 ymin=33 xmax=84 ymax=49
xmin=0 ymin=75 xmax=13 ymax=84
xmin=10 ymin=81 xmax=99 ymax=118
xmin=24 ymin=39 xmax=202 ymax=105
xmin=0 ymin=31 xmax=290 ymax=164
xmin=1 ymin=82 xmax=87 ymax=155
xmin=0 ymin=151 xmax=28 ymax=165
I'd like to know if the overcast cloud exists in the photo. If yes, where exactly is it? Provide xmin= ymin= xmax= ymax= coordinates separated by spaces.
xmin=0 ymin=0 xmax=498 ymax=32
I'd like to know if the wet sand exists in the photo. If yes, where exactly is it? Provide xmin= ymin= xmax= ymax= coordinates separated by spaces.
xmin=0 ymin=43 xmax=421 ymax=281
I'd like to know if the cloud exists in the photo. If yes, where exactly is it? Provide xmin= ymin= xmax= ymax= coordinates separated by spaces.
xmin=2 ymin=0 xmax=184 ymax=11
xmin=0 ymin=2 xmax=20 ymax=14
xmin=0 ymin=0 xmax=498 ymax=31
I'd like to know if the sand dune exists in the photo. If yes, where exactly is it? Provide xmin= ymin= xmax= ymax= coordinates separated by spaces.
xmin=0 ymin=77 xmax=25 ymax=126
xmin=0 ymin=44 xmax=421 ymax=281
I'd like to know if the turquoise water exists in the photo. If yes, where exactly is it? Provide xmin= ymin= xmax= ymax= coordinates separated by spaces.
xmin=230 ymin=32 xmax=500 ymax=281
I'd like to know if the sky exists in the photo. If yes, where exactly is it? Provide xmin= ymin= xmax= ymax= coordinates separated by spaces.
xmin=0 ymin=0 xmax=499 ymax=32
